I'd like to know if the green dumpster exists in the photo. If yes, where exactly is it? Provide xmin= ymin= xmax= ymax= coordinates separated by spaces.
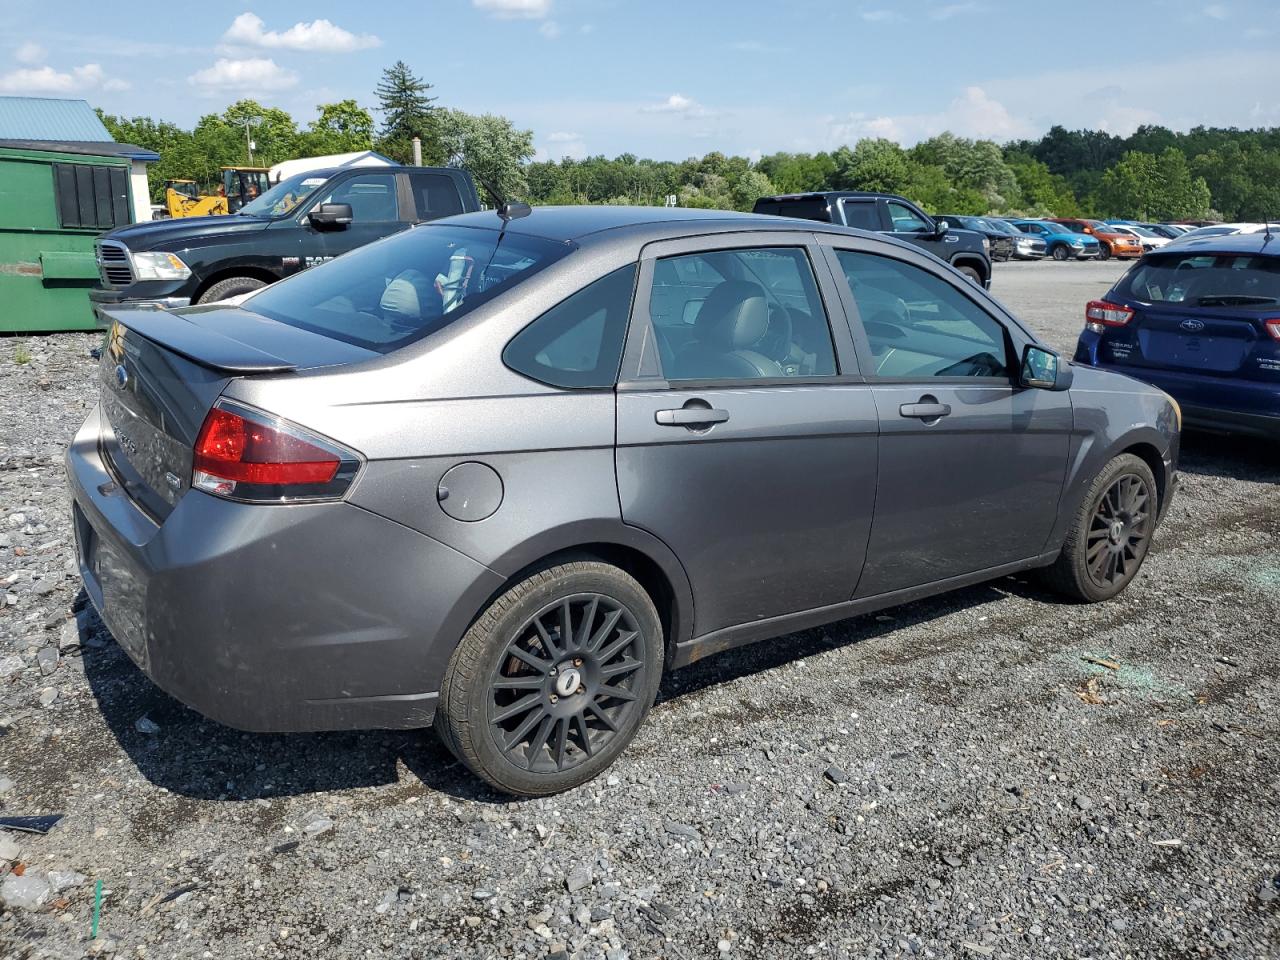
xmin=0 ymin=144 xmax=135 ymax=332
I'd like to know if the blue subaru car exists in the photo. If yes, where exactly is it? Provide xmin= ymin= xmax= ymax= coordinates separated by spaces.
xmin=1009 ymin=220 xmax=1101 ymax=261
xmin=1074 ymin=232 xmax=1280 ymax=439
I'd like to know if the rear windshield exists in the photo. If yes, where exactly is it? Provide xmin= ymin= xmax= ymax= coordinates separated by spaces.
xmin=1116 ymin=252 xmax=1280 ymax=307
xmin=246 ymin=225 xmax=571 ymax=352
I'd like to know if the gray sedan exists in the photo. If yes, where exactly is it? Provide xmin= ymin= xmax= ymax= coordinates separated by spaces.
xmin=67 ymin=206 xmax=1180 ymax=796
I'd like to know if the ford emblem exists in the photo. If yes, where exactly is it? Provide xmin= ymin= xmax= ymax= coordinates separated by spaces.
xmin=1180 ymin=318 xmax=1205 ymax=333
xmin=114 ymin=364 xmax=129 ymax=389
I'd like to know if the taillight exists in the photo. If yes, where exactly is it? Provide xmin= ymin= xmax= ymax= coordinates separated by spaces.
xmin=193 ymin=400 xmax=360 ymax=502
xmin=1264 ymin=318 xmax=1280 ymax=341
xmin=1085 ymin=299 xmax=1134 ymax=334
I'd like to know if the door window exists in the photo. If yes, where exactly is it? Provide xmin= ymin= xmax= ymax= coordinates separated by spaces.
xmin=841 ymin=200 xmax=881 ymax=231
xmin=836 ymin=250 xmax=1011 ymax=379
xmin=886 ymin=201 xmax=930 ymax=233
xmin=317 ymin=174 xmax=399 ymax=222
xmin=504 ymin=264 xmax=637 ymax=388
xmin=408 ymin=172 xmax=464 ymax=221
xmin=650 ymin=247 xmax=838 ymax=381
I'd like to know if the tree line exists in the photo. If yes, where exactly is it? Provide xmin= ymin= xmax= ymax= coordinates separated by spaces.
xmin=99 ymin=62 xmax=1280 ymax=221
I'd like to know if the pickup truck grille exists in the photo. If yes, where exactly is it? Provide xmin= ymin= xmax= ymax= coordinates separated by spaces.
xmin=96 ymin=241 xmax=133 ymax=288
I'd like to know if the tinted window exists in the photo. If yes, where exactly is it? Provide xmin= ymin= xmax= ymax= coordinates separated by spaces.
xmin=886 ymin=201 xmax=930 ymax=233
xmin=841 ymin=200 xmax=881 ymax=230
xmin=650 ymin=247 xmax=837 ymax=381
xmin=1116 ymin=252 xmax=1280 ymax=306
xmin=837 ymin=250 xmax=1011 ymax=379
xmin=755 ymin=198 xmax=832 ymax=222
xmin=409 ymin=172 xmax=464 ymax=221
xmin=315 ymin=173 xmax=399 ymax=222
xmin=247 ymin=225 xmax=570 ymax=353
xmin=504 ymin=264 xmax=637 ymax=388
xmin=1059 ymin=221 xmax=1088 ymax=233
xmin=53 ymin=163 xmax=129 ymax=230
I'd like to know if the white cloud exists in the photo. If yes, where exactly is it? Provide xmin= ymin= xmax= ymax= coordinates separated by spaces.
xmin=473 ymin=0 xmax=552 ymax=19
xmin=1203 ymin=3 xmax=1229 ymax=18
xmin=539 ymin=131 xmax=586 ymax=160
xmin=15 ymin=41 xmax=46 ymax=64
xmin=223 ymin=13 xmax=380 ymax=52
xmin=546 ymin=131 xmax=581 ymax=142
xmin=931 ymin=2 xmax=984 ymax=19
xmin=830 ymin=86 xmax=1032 ymax=145
xmin=0 ymin=61 xmax=127 ymax=94
xmin=187 ymin=58 xmax=299 ymax=93
xmin=860 ymin=9 xmax=900 ymax=22
xmin=539 ymin=20 xmax=562 ymax=39
xmin=642 ymin=93 xmax=710 ymax=117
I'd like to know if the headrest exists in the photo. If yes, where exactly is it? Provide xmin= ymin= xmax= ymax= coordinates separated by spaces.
xmin=695 ymin=280 xmax=769 ymax=349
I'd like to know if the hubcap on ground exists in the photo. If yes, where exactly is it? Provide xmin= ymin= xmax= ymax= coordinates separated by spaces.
xmin=1086 ymin=474 xmax=1151 ymax=588
xmin=488 ymin=594 xmax=646 ymax=774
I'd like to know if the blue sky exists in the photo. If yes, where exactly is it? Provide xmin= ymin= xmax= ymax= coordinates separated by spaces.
xmin=2 ymin=0 xmax=1278 ymax=160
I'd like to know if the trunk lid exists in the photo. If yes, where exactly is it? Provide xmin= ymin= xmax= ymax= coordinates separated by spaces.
xmin=1121 ymin=302 xmax=1273 ymax=376
xmin=97 ymin=305 xmax=376 ymax=519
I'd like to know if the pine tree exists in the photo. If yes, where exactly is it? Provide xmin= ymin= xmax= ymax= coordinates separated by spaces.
xmin=375 ymin=61 xmax=436 ymax=142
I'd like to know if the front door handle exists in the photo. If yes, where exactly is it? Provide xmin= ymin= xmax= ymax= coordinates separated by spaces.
xmin=655 ymin=407 xmax=730 ymax=427
xmin=899 ymin=400 xmax=952 ymax=420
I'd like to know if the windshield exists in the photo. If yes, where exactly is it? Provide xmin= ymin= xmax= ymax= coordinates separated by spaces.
xmin=1087 ymin=220 xmax=1112 ymax=233
xmin=987 ymin=219 xmax=1021 ymax=236
xmin=1116 ymin=252 xmax=1280 ymax=306
xmin=239 ymin=172 xmax=329 ymax=217
xmin=1129 ymin=225 xmax=1159 ymax=237
xmin=246 ymin=225 xmax=572 ymax=353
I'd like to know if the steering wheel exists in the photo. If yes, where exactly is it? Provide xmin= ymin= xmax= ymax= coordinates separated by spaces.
xmin=758 ymin=303 xmax=795 ymax=362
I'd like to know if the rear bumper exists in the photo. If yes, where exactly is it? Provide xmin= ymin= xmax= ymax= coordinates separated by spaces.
xmin=1074 ymin=344 xmax=1280 ymax=439
xmin=65 ymin=405 xmax=504 ymax=732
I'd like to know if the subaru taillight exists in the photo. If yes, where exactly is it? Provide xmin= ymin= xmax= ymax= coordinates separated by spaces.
xmin=1264 ymin=318 xmax=1280 ymax=341
xmin=1085 ymin=299 xmax=1135 ymax=334
xmin=193 ymin=400 xmax=360 ymax=502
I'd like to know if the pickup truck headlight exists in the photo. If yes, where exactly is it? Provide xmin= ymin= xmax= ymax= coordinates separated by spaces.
xmin=131 ymin=251 xmax=191 ymax=281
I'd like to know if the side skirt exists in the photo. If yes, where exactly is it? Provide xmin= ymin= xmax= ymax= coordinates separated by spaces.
xmin=671 ymin=551 xmax=1059 ymax=669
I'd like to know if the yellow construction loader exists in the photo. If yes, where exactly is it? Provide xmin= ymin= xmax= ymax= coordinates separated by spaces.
xmin=160 ymin=167 xmax=273 ymax=218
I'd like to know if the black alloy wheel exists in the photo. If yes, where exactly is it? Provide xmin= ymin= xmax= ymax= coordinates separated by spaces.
xmin=488 ymin=594 xmax=647 ymax=774
xmin=1085 ymin=474 xmax=1151 ymax=589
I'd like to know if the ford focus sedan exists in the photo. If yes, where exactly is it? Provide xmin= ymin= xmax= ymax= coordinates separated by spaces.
xmin=68 ymin=206 xmax=1180 ymax=796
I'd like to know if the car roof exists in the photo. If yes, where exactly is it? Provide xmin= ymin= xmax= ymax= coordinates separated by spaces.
xmin=758 ymin=191 xmax=914 ymax=204
xmin=1158 ymin=231 xmax=1279 ymax=256
xmin=438 ymin=204 xmax=828 ymax=243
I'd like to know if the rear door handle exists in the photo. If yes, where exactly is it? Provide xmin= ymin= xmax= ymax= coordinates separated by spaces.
xmin=899 ymin=401 xmax=952 ymax=420
xmin=655 ymin=407 xmax=730 ymax=427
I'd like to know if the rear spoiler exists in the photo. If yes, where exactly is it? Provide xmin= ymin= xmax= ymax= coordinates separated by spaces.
xmin=101 ymin=307 xmax=296 ymax=374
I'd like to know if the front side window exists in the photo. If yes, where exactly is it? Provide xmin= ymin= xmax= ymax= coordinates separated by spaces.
xmin=247 ymin=225 xmax=571 ymax=353
xmin=1060 ymin=221 xmax=1088 ymax=234
xmin=314 ymin=174 xmax=400 ymax=222
xmin=504 ymin=264 xmax=637 ymax=388
xmin=837 ymin=250 xmax=1011 ymax=379
xmin=650 ymin=247 xmax=838 ymax=382
xmin=886 ymin=201 xmax=930 ymax=233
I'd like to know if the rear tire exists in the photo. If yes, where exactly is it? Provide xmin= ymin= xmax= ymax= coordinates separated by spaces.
xmin=1042 ymin=453 xmax=1157 ymax=603
xmin=1051 ymin=245 xmax=1070 ymax=261
xmin=435 ymin=561 xmax=663 ymax=796
xmin=197 ymin=275 xmax=267 ymax=304
xmin=957 ymin=265 xmax=983 ymax=285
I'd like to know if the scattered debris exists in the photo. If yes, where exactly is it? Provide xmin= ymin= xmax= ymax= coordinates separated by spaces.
xmin=1151 ymin=838 xmax=1184 ymax=848
xmin=0 ymin=814 xmax=64 ymax=834
xmin=1082 ymin=655 xmax=1120 ymax=671
xmin=272 ymin=840 xmax=300 ymax=856
xmin=133 ymin=715 xmax=160 ymax=735
xmin=0 ymin=871 xmax=51 ymax=910
xmin=823 ymin=764 xmax=849 ymax=785
xmin=1076 ymin=677 xmax=1106 ymax=705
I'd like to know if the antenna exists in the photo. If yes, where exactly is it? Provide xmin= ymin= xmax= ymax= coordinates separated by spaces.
xmin=1265 ymin=218 xmax=1274 ymax=245
xmin=473 ymin=171 xmax=531 ymax=222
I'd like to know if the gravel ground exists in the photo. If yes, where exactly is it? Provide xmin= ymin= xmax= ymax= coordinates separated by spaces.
xmin=0 ymin=260 xmax=1277 ymax=960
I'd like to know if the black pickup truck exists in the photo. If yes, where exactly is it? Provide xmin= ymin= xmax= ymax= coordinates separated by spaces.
xmin=90 ymin=165 xmax=479 ymax=314
xmin=753 ymin=191 xmax=993 ymax=287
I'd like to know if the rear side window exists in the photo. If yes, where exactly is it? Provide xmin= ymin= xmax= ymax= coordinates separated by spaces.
xmin=247 ymin=225 xmax=571 ymax=353
xmin=1117 ymin=253 xmax=1280 ymax=306
xmin=504 ymin=264 xmax=637 ymax=388
xmin=409 ymin=172 xmax=464 ymax=221
xmin=755 ymin=198 xmax=832 ymax=222
xmin=837 ymin=250 xmax=1011 ymax=379
xmin=841 ymin=200 xmax=880 ymax=231
xmin=53 ymin=163 xmax=129 ymax=229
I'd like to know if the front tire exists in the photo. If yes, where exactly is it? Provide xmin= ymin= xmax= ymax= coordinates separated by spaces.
xmin=435 ymin=561 xmax=663 ymax=796
xmin=1042 ymin=453 xmax=1157 ymax=603
xmin=1051 ymin=244 xmax=1070 ymax=261
xmin=957 ymin=265 xmax=983 ymax=285
xmin=197 ymin=275 xmax=267 ymax=304
xmin=1097 ymin=243 xmax=1112 ymax=261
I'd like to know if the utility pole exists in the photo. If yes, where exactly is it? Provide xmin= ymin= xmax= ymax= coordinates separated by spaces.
xmin=239 ymin=118 xmax=260 ymax=164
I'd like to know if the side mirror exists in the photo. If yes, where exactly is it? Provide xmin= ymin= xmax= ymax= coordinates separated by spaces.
xmin=934 ymin=219 xmax=950 ymax=238
xmin=1021 ymin=344 xmax=1073 ymax=391
xmin=309 ymin=203 xmax=353 ymax=228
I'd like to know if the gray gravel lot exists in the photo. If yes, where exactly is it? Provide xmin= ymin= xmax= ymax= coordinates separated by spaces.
xmin=0 ymin=259 xmax=1277 ymax=960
